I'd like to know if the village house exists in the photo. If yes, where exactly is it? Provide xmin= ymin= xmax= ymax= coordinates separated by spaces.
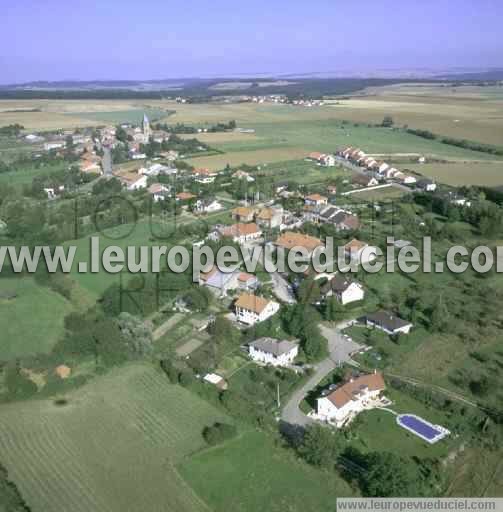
xmin=327 ymin=184 xmax=338 ymax=196
xmin=219 ymin=223 xmax=262 ymax=244
xmin=80 ymin=153 xmax=102 ymax=173
xmin=304 ymin=193 xmax=328 ymax=207
xmin=255 ymin=206 xmax=283 ymax=229
xmin=232 ymin=170 xmax=255 ymax=182
xmin=275 ymin=231 xmax=324 ymax=256
xmin=417 ymin=178 xmax=437 ymax=192
xmin=176 ymin=191 xmax=197 ymax=202
xmin=194 ymin=197 xmax=223 ymax=214
xmin=193 ymin=168 xmax=218 ymax=184
xmin=237 ymin=272 xmax=259 ymax=291
xmin=248 ymin=337 xmax=299 ymax=367
xmin=352 ymin=173 xmax=379 ymax=188
xmin=319 ymin=274 xmax=365 ymax=305
xmin=148 ymin=183 xmax=170 ymax=202
xmin=199 ymin=266 xmax=240 ymax=296
xmin=141 ymin=163 xmax=177 ymax=177
xmin=344 ymin=238 xmax=378 ymax=265
xmin=316 ymin=371 xmax=386 ymax=427
xmin=365 ymin=310 xmax=413 ymax=335
xmin=377 ymin=162 xmax=390 ymax=174
xmin=232 ymin=206 xmax=256 ymax=223
xmin=234 ymin=293 xmax=280 ymax=325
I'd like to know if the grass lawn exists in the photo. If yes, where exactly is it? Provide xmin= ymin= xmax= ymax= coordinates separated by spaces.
xmin=0 ymin=363 xmax=229 ymax=512
xmin=0 ymin=276 xmax=73 ymax=360
xmin=346 ymin=387 xmax=455 ymax=460
xmin=179 ymin=430 xmax=355 ymax=512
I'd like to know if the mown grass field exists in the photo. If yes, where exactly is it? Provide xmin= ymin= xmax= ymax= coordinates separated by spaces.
xmin=0 ymin=363 xmax=229 ymax=512
xmin=179 ymin=430 xmax=355 ymax=512
xmin=407 ymin=161 xmax=503 ymax=187
xmin=0 ymin=276 xmax=73 ymax=360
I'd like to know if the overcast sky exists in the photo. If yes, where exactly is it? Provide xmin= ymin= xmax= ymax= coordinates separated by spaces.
xmin=1 ymin=0 xmax=502 ymax=83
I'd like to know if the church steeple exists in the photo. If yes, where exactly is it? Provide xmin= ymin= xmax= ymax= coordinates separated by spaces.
xmin=143 ymin=113 xmax=151 ymax=141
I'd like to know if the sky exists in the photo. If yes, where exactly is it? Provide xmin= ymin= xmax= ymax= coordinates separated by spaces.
xmin=1 ymin=0 xmax=502 ymax=84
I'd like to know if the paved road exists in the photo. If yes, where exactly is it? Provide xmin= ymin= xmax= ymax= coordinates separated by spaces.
xmin=281 ymin=320 xmax=361 ymax=426
xmin=265 ymin=251 xmax=296 ymax=304
xmin=241 ymin=240 xmax=297 ymax=304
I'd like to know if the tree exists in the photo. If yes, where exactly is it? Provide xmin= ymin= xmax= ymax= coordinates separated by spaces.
xmin=429 ymin=294 xmax=449 ymax=332
xmin=298 ymin=425 xmax=344 ymax=469
xmin=381 ymin=116 xmax=394 ymax=128
xmin=324 ymin=297 xmax=345 ymax=321
xmin=361 ymin=452 xmax=427 ymax=497
xmin=117 ymin=312 xmax=153 ymax=356
xmin=297 ymin=278 xmax=321 ymax=305
xmin=5 ymin=363 xmax=37 ymax=398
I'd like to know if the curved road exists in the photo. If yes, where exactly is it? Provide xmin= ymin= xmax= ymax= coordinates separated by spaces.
xmin=281 ymin=321 xmax=361 ymax=426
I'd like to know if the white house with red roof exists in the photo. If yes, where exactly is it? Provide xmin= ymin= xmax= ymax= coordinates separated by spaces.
xmin=316 ymin=372 xmax=386 ymax=427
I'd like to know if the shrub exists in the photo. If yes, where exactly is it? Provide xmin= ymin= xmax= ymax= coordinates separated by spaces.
xmin=202 ymin=422 xmax=237 ymax=446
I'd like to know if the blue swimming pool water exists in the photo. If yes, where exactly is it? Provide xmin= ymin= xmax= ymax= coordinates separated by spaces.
xmin=398 ymin=414 xmax=442 ymax=440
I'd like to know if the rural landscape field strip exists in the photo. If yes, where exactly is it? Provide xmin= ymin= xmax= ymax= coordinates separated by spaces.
xmin=0 ymin=364 xmax=228 ymax=512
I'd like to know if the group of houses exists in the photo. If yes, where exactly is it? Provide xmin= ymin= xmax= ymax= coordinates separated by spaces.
xmin=303 ymin=193 xmax=360 ymax=231
xmin=337 ymin=146 xmax=419 ymax=187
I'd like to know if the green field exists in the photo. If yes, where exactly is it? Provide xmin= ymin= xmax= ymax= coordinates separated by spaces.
xmin=0 ymin=161 xmax=67 ymax=188
xmin=407 ymin=161 xmax=503 ymax=187
xmin=180 ymin=430 xmax=355 ymax=512
xmin=0 ymin=363 xmax=229 ymax=512
xmin=0 ymin=276 xmax=73 ymax=360
xmin=66 ymin=219 xmax=189 ymax=298
xmin=347 ymin=185 xmax=407 ymax=201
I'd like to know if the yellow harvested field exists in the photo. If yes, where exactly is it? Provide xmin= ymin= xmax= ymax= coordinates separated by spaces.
xmin=325 ymin=84 xmax=503 ymax=146
xmin=186 ymin=147 xmax=309 ymax=170
xmin=408 ymin=161 xmax=503 ymax=186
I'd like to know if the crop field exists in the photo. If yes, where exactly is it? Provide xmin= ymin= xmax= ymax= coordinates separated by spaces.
xmin=0 ymin=276 xmax=73 ymax=360
xmin=0 ymin=363 xmax=229 ymax=512
xmin=186 ymin=147 xmax=309 ymax=170
xmin=0 ymin=100 xmax=171 ymax=130
xmin=180 ymin=430 xmax=354 ymax=512
xmin=407 ymin=162 xmax=503 ymax=187
xmin=325 ymin=83 xmax=503 ymax=146
xmin=66 ymin=107 xmax=169 ymax=125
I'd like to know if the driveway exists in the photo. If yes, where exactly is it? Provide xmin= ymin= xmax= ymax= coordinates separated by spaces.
xmin=281 ymin=320 xmax=362 ymax=426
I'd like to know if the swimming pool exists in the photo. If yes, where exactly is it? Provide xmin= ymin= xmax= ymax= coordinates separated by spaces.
xmin=396 ymin=414 xmax=450 ymax=444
